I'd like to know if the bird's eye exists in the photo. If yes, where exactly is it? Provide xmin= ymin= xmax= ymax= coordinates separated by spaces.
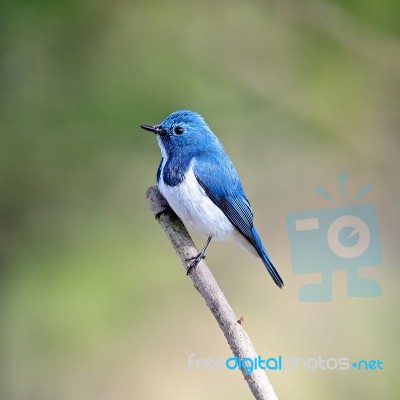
xmin=174 ymin=126 xmax=184 ymax=135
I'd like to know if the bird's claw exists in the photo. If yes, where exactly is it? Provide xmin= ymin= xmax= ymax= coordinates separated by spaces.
xmin=155 ymin=206 xmax=172 ymax=221
xmin=186 ymin=253 xmax=206 ymax=275
xmin=155 ymin=202 xmax=176 ymax=221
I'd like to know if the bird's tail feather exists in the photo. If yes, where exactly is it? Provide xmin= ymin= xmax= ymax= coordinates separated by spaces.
xmin=232 ymin=228 xmax=284 ymax=288
xmin=251 ymin=227 xmax=284 ymax=288
xmin=260 ymin=251 xmax=284 ymax=288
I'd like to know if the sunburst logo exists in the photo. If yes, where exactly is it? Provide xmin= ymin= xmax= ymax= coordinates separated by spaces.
xmin=287 ymin=173 xmax=382 ymax=302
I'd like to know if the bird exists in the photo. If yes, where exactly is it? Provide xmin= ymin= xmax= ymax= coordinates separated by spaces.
xmin=140 ymin=110 xmax=284 ymax=288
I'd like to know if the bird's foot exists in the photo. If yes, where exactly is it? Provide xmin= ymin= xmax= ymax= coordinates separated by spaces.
xmin=154 ymin=205 xmax=173 ymax=221
xmin=186 ymin=253 xmax=206 ymax=275
xmin=185 ymin=236 xmax=212 ymax=275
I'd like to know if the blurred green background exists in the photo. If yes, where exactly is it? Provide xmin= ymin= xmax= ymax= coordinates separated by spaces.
xmin=1 ymin=0 xmax=399 ymax=399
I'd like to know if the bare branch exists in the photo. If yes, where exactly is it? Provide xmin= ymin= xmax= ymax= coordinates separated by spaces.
xmin=146 ymin=186 xmax=278 ymax=400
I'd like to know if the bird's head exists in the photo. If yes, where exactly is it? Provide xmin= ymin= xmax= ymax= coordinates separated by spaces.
xmin=140 ymin=110 xmax=221 ymax=158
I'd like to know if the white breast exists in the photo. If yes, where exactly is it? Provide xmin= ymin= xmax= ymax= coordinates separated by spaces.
xmin=158 ymin=160 xmax=234 ymax=240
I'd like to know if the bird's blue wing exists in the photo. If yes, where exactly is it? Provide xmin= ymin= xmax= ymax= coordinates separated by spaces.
xmin=193 ymin=154 xmax=284 ymax=288
xmin=193 ymin=154 xmax=257 ymax=249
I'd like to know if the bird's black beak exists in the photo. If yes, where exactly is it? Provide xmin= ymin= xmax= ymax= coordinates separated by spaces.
xmin=140 ymin=124 xmax=160 ymax=134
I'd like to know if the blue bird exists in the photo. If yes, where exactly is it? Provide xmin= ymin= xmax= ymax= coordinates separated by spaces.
xmin=141 ymin=110 xmax=284 ymax=288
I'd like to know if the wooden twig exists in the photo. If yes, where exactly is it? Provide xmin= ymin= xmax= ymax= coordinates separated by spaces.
xmin=146 ymin=186 xmax=278 ymax=400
